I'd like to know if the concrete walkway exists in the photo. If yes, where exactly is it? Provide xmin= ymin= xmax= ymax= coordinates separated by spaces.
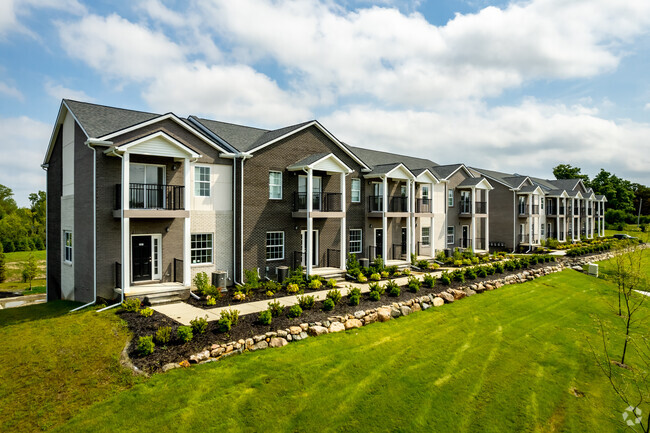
xmin=153 ymin=272 xmax=442 ymax=325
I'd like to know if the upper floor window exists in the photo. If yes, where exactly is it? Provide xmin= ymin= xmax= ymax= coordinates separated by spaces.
xmin=400 ymin=185 xmax=408 ymax=197
xmin=421 ymin=185 xmax=430 ymax=199
xmin=351 ymin=178 xmax=361 ymax=203
xmin=194 ymin=166 xmax=210 ymax=197
xmin=269 ymin=171 xmax=282 ymax=200
xmin=63 ymin=231 xmax=73 ymax=263
xmin=448 ymin=189 xmax=454 ymax=207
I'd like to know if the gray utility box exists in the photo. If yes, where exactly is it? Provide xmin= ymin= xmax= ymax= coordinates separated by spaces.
xmin=212 ymin=271 xmax=228 ymax=292
xmin=588 ymin=263 xmax=599 ymax=277
xmin=277 ymin=266 xmax=289 ymax=284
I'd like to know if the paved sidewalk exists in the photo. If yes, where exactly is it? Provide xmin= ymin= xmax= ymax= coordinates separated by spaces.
xmin=153 ymin=271 xmax=442 ymax=325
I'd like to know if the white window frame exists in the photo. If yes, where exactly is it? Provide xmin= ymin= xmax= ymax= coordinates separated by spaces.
xmin=194 ymin=166 xmax=211 ymax=197
xmin=63 ymin=230 xmax=72 ymax=264
xmin=421 ymin=226 xmax=430 ymax=246
xmin=191 ymin=233 xmax=213 ymax=265
xmin=349 ymin=229 xmax=362 ymax=254
xmin=269 ymin=171 xmax=282 ymax=200
xmin=421 ymin=185 xmax=430 ymax=199
xmin=446 ymin=226 xmax=454 ymax=245
xmin=266 ymin=231 xmax=284 ymax=261
xmin=351 ymin=178 xmax=361 ymax=203
xmin=448 ymin=189 xmax=454 ymax=207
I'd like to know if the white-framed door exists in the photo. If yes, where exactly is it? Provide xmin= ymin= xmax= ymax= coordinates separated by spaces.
xmin=298 ymin=175 xmax=322 ymax=210
xmin=130 ymin=233 xmax=162 ymax=283
xmin=301 ymin=230 xmax=319 ymax=267
xmin=461 ymin=225 xmax=469 ymax=248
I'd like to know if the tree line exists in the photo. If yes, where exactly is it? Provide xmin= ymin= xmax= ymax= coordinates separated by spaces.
xmin=553 ymin=164 xmax=650 ymax=228
xmin=0 ymin=184 xmax=46 ymax=252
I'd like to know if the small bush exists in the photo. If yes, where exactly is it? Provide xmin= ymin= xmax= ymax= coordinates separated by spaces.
xmin=440 ymin=272 xmax=452 ymax=286
xmin=327 ymin=278 xmax=337 ymax=288
xmin=417 ymin=259 xmax=430 ymax=270
xmin=357 ymin=274 xmax=368 ymax=283
xmin=286 ymin=283 xmax=301 ymax=294
xmin=233 ymin=291 xmax=246 ymax=301
xmin=190 ymin=316 xmax=208 ymax=334
xmin=137 ymin=336 xmax=155 ymax=356
xmin=451 ymin=269 xmax=465 ymax=283
xmin=477 ymin=267 xmax=488 ymax=278
xmin=380 ymin=271 xmax=390 ymax=278
xmin=287 ymin=304 xmax=303 ymax=319
xmin=369 ymin=290 xmax=381 ymax=301
xmin=216 ymin=318 xmax=231 ymax=333
xmin=177 ymin=326 xmax=194 ymax=342
xmin=422 ymin=273 xmax=436 ymax=288
xmin=323 ymin=298 xmax=335 ymax=311
xmin=386 ymin=280 xmax=400 ymax=297
xmin=121 ymin=298 xmax=141 ymax=312
xmin=454 ymin=260 xmax=463 ymax=267
xmin=258 ymin=309 xmax=273 ymax=325
xmin=368 ymin=281 xmax=385 ymax=295
xmin=462 ymin=259 xmax=472 ymax=266
xmin=220 ymin=309 xmax=240 ymax=326
xmin=193 ymin=272 xmax=210 ymax=295
xmin=264 ymin=280 xmax=281 ymax=294
xmin=387 ymin=265 xmax=399 ymax=275
xmin=494 ymin=262 xmax=505 ymax=273
xmin=369 ymin=273 xmax=381 ymax=281
xmin=327 ymin=289 xmax=343 ymax=305
xmin=464 ymin=267 xmax=477 ymax=280
xmin=267 ymin=300 xmax=283 ymax=317
xmin=139 ymin=307 xmax=154 ymax=317
xmin=297 ymin=295 xmax=315 ymax=310
xmin=407 ymin=275 xmax=420 ymax=293
xmin=206 ymin=296 xmax=217 ymax=306
xmin=348 ymin=287 xmax=362 ymax=305
xmin=402 ymin=268 xmax=411 ymax=275
xmin=308 ymin=279 xmax=323 ymax=290
xmin=155 ymin=326 xmax=172 ymax=345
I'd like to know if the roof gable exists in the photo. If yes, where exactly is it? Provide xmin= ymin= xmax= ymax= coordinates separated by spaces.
xmin=107 ymin=131 xmax=200 ymax=159
xmin=287 ymin=153 xmax=352 ymax=174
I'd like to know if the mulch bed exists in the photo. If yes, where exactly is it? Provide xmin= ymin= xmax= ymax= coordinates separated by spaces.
xmin=122 ymin=261 xmax=556 ymax=374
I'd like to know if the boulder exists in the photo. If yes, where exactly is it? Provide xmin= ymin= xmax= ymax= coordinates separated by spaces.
xmin=344 ymin=318 xmax=363 ymax=330
xmin=300 ymin=323 xmax=309 ymax=331
xmin=432 ymin=297 xmax=445 ymax=307
xmin=449 ymin=289 xmax=466 ymax=300
xmin=400 ymin=306 xmax=412 ymax=316
xmin=211 ymin=347 xmax=225 ymax=357
xmin=276 ymin=330 xmax=288 ymax=338
xmin=364 ymin=312 xmax=378 ymax=324
xmin=391 ymin=307 xmax=402 ymax=318
xmin=421 ymin=302 xmax=430 ymax=310
xmin=289 ymin=326 xmax=302 ymax=335
xmin=308 ymin=325 xmax=329 ymax=336
xmin=299 ymin=332 xmax=309 ymax=340
xmin=245 ymin=338 xmax=254 ymax=349
xmin=438 ymin=292 xmax=454 ymax=303
xmin=463 ymin=288 xmax=477 ymax=297
xmin=253 ymin=334 xmax=265 ymax=343
xmin=269 ymin=337 xmax=288 ymax=348
xmin=265 ymin=332 xmax=277 ymax=338
xmin=251 ymin=341 xmax=268 ymax=351
xmin=329 ymin=322 xmax=346 ymax=333
xmin=354 ymin=310 xmax=366 ymax=319
xmin=179 ymin=360 xmax=191 ymax=368
xmin=411 ymin=303 xmax=422 ymax=312
xmin=377 ymin=307 xmax=392 ymax=322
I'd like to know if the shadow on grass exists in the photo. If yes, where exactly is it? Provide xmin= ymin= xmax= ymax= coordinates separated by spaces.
xmin=0 ymin=300 xmax=82 ymax=327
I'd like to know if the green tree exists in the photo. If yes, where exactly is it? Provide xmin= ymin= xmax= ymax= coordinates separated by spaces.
xmin=22 ymin=253 xmax=38 ymax=290
xmin=632 ymin=183 xmax=650 ymax=216
xmin=0 ymin=242 xmax=5 ymax=283
xmin=552 ymin=164 xmax=590 ymax=184
xmin=0 ymin=184 xmax=17 ymax=219
xmin=590 ymin=169 xmax=635 ymax=213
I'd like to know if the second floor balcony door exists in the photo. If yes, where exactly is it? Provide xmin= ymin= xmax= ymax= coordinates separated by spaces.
xmin=298 ymin=176 xmax=322 ymax=211
xmin=130 ymin=164 xmax=165 ymax=209
xmin=460 ymin=191 xmax=471 ymax=213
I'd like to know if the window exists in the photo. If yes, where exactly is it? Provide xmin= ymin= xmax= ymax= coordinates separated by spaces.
xmin=191 ymin=234 xmax=213 ymax=264
xmin=351 ymin=178 xmax=361 ymax=203
xmin=540 ymin=198 xmax=544 ymax=210
xmin=349 ymin=229 xmax=362 ymax=253
xmin=266 ymin=231 xmax=284 ymax=260
xmin=269 ymin=171 xmax=282 ymax=199
xmin=541 ymin=224 xmax=545 ymax=236
xmin=447 ymin=226 xmax=454 ymax=245
xmin=194 ymin=166 xmax=210 ymax=197
xmin=422 ymin=185 xmax=430 ymax=199
xmin=448 ymin=189 xmax=454 ymax=207
xmin=63 ymin=231 xmax=72 ymax=263
xmin=400 ymin=185 xmax=407 ymax=197
xmin=422 ymin=227 xmax=430 ymax=246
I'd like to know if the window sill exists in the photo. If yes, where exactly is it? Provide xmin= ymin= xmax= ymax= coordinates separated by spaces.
xmin=266 ymin=258 xmax=285 ymax=262
xmin=191 ymin=262 xmax=213 ymax=267
xmin=63 ymin=261 xmax=73 ymax=266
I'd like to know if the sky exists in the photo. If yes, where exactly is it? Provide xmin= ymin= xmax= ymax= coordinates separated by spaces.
xmin=1 ymin=0 xmax=650 ymax=207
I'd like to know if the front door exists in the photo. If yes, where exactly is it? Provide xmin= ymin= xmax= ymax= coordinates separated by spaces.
xmin=375 ymin=228 xmax=383 ymax=259
xmin=132 ymin=236 xmax=152 ymax=282
xmin=401 ymin=227 xmax=407 ymax=256
xmin=462 ymin=225 xmax=469 ymax=249
xmin=301 ymin=230 xmax=319 ymax=267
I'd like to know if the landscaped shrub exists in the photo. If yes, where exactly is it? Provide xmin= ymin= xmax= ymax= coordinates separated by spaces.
xmin=348 ymin=287 xmax=362 ymax=305
xmin=121 ymin=298 xmax=141 ymax=312
xmin=402 ymin=268 xmax=411 ymax=275
xmin=368 ymin=282 xmax=385 ymax=295
xmin=155 ymin=326 xmax=172 ymax=345
xmin=369 ymin=290 xmax=381 ymax=301
xmin=422 ymin=273 xmax=436 ymax=288
xmin=504 ymin=260 xmax=515 ymax=271
xmin=380 ymin=271 xmax=390 ymax=278
xmin=327 ymin=289 xmax=342 ymax=304
xmin=258 ymin=309 xmax=273 ymax=325
xmin=323 ymin=298 xmax=335 ymax=311
xmin=233 ymin=290 xmax=246 ymax=301
xmin=530 ymin=255 xmax=539 ymax=265
xmin=327 ymin=278 xmax=337 ymax=288
xmin=286 ymin=283 xmax=301 ymax=294
xmin=407 ymin=275 xmax=421 ymax=293
xmin=416 ymin=259 xmax=430 ymax=270
xmin=477 ymin=266 xmax=488 ymax=278
xmin=297 ymin=295 xmax=315 ymax=310
xmin=471 ymin=257 xmax=479 ymax=265
xmin=203 ymin=285 xmax=221 ymax=298
xmin=369 ymin=273 xmax=381 ymax=281
xmin=206 ymin=296 xmax=216 ymax=306
xmin=308 ymin=279 xmax=323 ymax=290
xmin=454 ymin=260 xmax=463 ymax=267
xmin=440 ymin=272 xmax=451 ymax=286
xmin=264 ymin=280 xmax=281 ymax=295
xmin=462 ymin=259 xmax=472 ymax=266
xmin=287 ymin=304 xmax=303 ymax=319
xmin=190 ymin=316 xmax=208 ymax=334
xmin=193 ymin=272 xmax=210 ymax=295
xmin=139 ymin=307 xmax=154 ymax=317
xmin=220 ymin=309 xmax=240 ymax=326
xmin=346 ymin=253 xmax=360 ymax=274
xmin=464 ymin=267 xmax=477 ymax=280
xmin=385 ymin=265 xmax=397 ymax=275
xmin=451 ymin=269 xmax=465 ymax=283
xmin=244 ymin=269 xmax=261 ymax=291
xmin=357 ymin=274 xmax=368 ymax=283
xmin=267 ymin=300 xmax=283 ymax=317
xmin=216 ymin=318 xmax=231 ymax=333
xmin=177 ymin=326 xmax=194 ymax=342
xmin=494 ymin=262 xmax=505 ymax=273
xmin=386 ymin=280 xmax=400 ymax=297
xmin=374 ymin=256 xmax=385 ymax=271
xmin=137 ymin=336 xmax=155 ymax=356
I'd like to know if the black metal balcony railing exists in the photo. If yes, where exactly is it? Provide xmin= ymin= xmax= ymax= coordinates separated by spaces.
xmin=475 ymin=201 xmax=487 ymax=214
xmin=518 ymin=205 xmax=526 ymax=215
xmin=518 ymin=234 xmax=539 ymax=244
xmin=115 ymin=183 xmax=184 ymax=210
xmin=173 ymin=258 xmax=183 ymax=283
xmin=115 ymin=262 xmax=121 ymax=289
xmin=547 ymin=232 xmax=557 ymax=240
xmin=546 ymin=206 xmax=556 ymax=216
xmin=459 ymin=200 xmax=472 ymax=214
xmin=293 ymin=251 xmax=304 ymax=270
xmin=368 ymin=245 xmax=379 ymax=261
xmin=587 ymin=207 xmax=593 ymax=216
xmin=293 ymin=192 xmax=342 ymax=212
xmin=559 ymin=206 xmax=565 ymax=215
xmin=458 ymin=238 xmax=472 ymax=249
xmin=368 ymin=195 xmax=383 ymax=212
xmin=559 ymin=231 xmax=565 ymax=241
xmin=388 ymin=196 xmax=408 ymax=212
xmin=530 ymin=205 xmax=539 ymax=215
xmin=416 ymin=241 xmax=430 ymax=256
xmin=416 ymin=198 xmax=431 ymax=213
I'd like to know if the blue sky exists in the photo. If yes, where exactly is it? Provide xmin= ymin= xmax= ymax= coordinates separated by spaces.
xmin=1 ymin=0 xmax=649 ymax=206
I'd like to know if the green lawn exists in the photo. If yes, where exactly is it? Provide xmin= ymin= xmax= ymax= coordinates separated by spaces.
xmin=0 ymin=279 xmax=46 ymax=293
xmin=56 ymin=270 xmax=645 ymax=433
xmin=605 ymin=225 xmax=650 ymax=243
xmin=0 ymin=301 xmax=139 ymax=433
xmin=2 ymin=250 xmax=46 ymax=284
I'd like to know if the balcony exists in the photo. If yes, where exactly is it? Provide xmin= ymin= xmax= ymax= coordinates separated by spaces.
xmin=114 ymin=184 xmax=186 ymax=218
xmin=367 ymin=196 xmax=408 ymax=213
xmin=293 ymin=192 xmax=342 ymax=212
xmin=368 ymin=195 xmax=383 ymax=213
xmin=416 ymin=198 xmax=432 ymax=213
xmin=518 ymin=234 xmax=539 ymax=245
xmin=475 ymin=201 xmax=487 ymax=214
xmin=459 ymin=200 xmax=472 ymax=215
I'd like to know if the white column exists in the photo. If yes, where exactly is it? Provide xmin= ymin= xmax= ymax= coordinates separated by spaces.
xmin=382 ymin=176 xmax=388 ymax=261
xmin=485 ymin=188 xmax=489 ymax=251
xmin=406 ymin=179 xmax=412 ymax=258
xmin=121 ymin=152 xmax=130 ymax=294
xmin=183 ymin=157 xmax=191 ymax=287
xmin=411 ymin=181 xmax=416 ymax=255
xmin=339 ymin=172 xmax=346 ymax=270
xmin=529 ymin=194 xmax=533 ymax=246
xmin=430 ymin=182 xmax=435 ymax=257
xmin=471 ymin=187 xmax=476 ymax=251
xmin=556 ymin=197 xmax=559 ymax=240
xmin=306 ymin=168 xmax=313 ymax=275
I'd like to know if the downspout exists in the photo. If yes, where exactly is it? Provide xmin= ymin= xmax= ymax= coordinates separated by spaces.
xmin=511 ymin=190 xmax=517 ymax=253
xmin=233 ymin=155 xmax=239 ymax=285
xmin=41 ymin=163 xmax=49 ymax=302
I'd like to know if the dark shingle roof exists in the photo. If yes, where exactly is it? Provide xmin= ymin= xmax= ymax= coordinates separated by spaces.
xmin=545 ymin=189 xmax=567 ymax=197
xmin=470 ymin=167 xmax=533 ymax=189
xmin=548 ymin=179 xmax=582 ymax=191
xmin=64 ymin=99 xmax=160 ymax=138
xmin=347 ymin=146 xmax=437 ymax=171
xmin=518 ymin=185 xmax=539 ymax=193
xmin=287 ymin=153 xmax=331 ymax=170
xmin=430 ymin=164 xmax=465 ymax=180
xmin=458 ymin=177 xmax=485 ymax=187
xmin=367 ymin=163 xmax=404 ymax=176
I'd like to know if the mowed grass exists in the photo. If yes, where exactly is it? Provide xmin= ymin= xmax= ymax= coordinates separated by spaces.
xmin=2 ymin=250 xmax=46 ymax=285
xmin=605 ymin=226 xmax=650 ymax=243
xmin=0 ymin=301 xmax=139 ymax=433
xmin=58 ymin=270 xmax=644 ymax=433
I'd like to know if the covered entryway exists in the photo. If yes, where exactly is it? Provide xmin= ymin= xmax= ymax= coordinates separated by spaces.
xmin=301 ymin=230 xmax=319 ymax=267
xmin=131 ymin=234 xmax=162 ymax=282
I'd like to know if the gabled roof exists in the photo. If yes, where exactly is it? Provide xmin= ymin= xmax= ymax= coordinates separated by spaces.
xmin=457 ymin=177 xmax=494 ymax=190
xmin=430 ymin=164 xmax=469 ymax=180
xmin=545 ymin=189 xmax=569 ymax=198
xmin=365 ymin=163 xmax=415 ymax=180
xmin=286 ymin=153 xmax=352 ymax=174
xmin=347 ymin=145 xmax=438 ymax=171
xmin=65 ymin=99 xmax=160 ymax=138
xmin=412 ymin=168 xmax=439 ymax=183
xmin=548 ymin=178 xmax=584 ymax=192
xmin=518 ymin=185 xmax=543 ymax=194
xmin=595 ymin=195 xmax=608 ymax=201
xmin=470 ymin=167 xmax=532 ymax=189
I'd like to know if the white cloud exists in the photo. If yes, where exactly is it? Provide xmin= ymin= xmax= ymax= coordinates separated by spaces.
xmin=0 ymin=116 xmax=50 ymax=205
xmin=644 ymin=102 xmax=650 ymax=111
xmin=0 ymin=81 xmax=24 ymax=101
xmin=44 ymin=80 xmax=94 ymax=102
xmin=0 ymin=0 xmax=86 ymax=39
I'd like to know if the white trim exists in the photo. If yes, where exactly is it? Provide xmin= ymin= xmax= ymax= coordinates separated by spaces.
xmin=98 ymin=113 xmax=230 ymax=154
xmin=190 ymin=233 xmax=214 ymax=265
xmin=43 ymin=101 xmax=90 ymax=165
xmin=130 ymin=234 xmax=163 ymax=283
xmin=364 ymin=163 xmax=416 ymax=181
xmin=415 ymin=169 xmax=439 ymax=184
xmin=247 ymin=121 xmax=371 ymax=171
xmin=446 ymin=226 xmax=454 ymax=245
xmin=269 ymin=170 xmax=283 ymax=200
xmin=439 ymin=164 xmax=473 ymax=181
xmin=63 ymin=230 xmax=73 ymax=264
xmin=108 ymin=131 xmax=200 ymax=159
xmin=288 ymin=153 xmax=353 ymax=174
xmin=194 ymin=165 xmax=211 ymax=197
xmin=301 ymin=229 xmax=320 ymax=267
xmin=351 ymin=178 xmax=361 ymax=203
